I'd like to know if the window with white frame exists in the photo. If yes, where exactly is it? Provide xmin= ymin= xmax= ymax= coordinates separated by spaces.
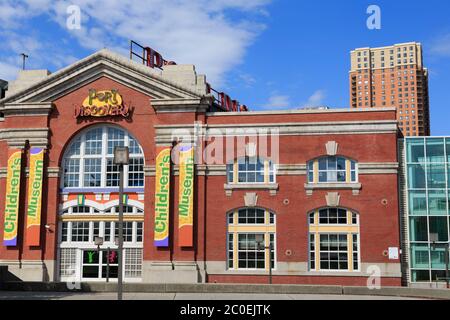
xmin=227 ymin=208 xmax=276 ymax=270
xmin=318 ymin=234 xmax=349 ymax=270
xmin=227 ymin=157 xmax=276 ymax=184
xmin=62 ymin=126 xmax=144 ymax=189
xmin=60 ymin=221 xmax=144 ymax=244
xmin=125 ymin=248 xmax=143 ymax=278
xmin=71 ymin=222 xmax=90 ymax=242
xmin=307 ymin=156 xmax=357 ymax=183
xmin=60 ymin=248 xmax=77 ymax=277
xmin=62 ymin=205 xmax=140 ymax=215
xmin=309 ymin=208 xmax=360 ymax=272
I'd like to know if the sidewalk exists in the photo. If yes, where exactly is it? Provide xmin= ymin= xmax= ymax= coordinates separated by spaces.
xmin=0 ymin=291 xmax=424 ymax=300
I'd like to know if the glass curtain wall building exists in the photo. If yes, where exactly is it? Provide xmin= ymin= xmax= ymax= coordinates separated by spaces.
xmin=403 ymin=137 xmax=450 ymax=284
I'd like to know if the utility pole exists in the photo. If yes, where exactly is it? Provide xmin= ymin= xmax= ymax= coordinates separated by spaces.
xmin=20 ymin=53 xmax=29 ymax=70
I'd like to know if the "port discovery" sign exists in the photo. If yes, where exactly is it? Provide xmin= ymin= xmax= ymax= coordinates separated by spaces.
xmin=74 ymin=89 xmax=131 ymax=118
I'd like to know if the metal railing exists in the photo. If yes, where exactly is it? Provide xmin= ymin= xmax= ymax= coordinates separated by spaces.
xmin=129 ymin=40 xmax=248 ymax=112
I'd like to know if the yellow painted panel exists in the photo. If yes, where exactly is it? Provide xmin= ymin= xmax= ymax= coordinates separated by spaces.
xmin=346 ymin=210 xmax=352 ymax=225
xmin=313 ymin=160 xmax=318 ymax=183
xmin=346 ymin=159 xmax=351 ymax=183
xmin=264 ymin=160 xmax=269 ymax=184
xmin=233 ymin=233 xmax=238 ymax=269
xmin=229 ymin=226 xmax=276 ymax=233
xmin=61 ymin=215 xmax=144 ymax=222
xmin=265 ymin=209 xmax=270 ymax=226
xmin=309 ymin=226 xmax=359 ymax=233
xmin=348 ymin=233 xmax=353 ymax=272
xmin=265 ymin=233 xmax=270 ymax=270
xmin=233 ymin=162 xmax=238 ymax=184
xmin=314 ymin=233 xmax=320 ymax=271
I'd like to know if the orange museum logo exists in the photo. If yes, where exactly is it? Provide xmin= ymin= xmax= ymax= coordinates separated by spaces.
xmin=74 ymin=89 xmax=131 ymax=118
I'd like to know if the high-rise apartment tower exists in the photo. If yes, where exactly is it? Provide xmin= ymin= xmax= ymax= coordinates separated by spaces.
xmin=350 ymin=42 xmax=430 ymax=136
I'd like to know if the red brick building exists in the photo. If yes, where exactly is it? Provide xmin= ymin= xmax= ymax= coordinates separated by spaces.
xmin=0 ymin=49 xmax=402 ymax=286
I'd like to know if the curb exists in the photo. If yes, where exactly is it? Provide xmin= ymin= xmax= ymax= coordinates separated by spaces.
xmin=1 ymin=282 xmax=449 ymax=299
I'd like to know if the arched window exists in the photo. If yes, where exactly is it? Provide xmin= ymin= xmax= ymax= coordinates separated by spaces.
xmin=308 ymin=208 xmax=360 ymax=272
xmin=226 ymin=157 xmax=275 ymax=184
xmin=307 ymin=156 xmax=357 ymax=183
xmin=62 ymin=126 xmax=144 ymax=189
xmin=227 ymin=208 xmax=276 ymax=270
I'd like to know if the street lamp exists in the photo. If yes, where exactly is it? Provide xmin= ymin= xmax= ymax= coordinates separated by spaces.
xmin=94 ymin=236 xmax=104 ymax=252
xmin=94 ymin=236 xmax=108 ymax=281
xmin=255 ymin=234 xmax=273 ymax=285
xmin=114 ymin=146 xmax=129 ymax=300
xmin=430 ymin=233 xmax=449 ymax=289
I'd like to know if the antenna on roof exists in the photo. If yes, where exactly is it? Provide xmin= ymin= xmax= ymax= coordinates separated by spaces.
xmin=20 ymin=53 xmax=29 ymax=70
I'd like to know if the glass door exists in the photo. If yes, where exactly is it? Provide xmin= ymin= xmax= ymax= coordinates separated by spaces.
xmin=82 ymin=249 xmax=119 ymax=280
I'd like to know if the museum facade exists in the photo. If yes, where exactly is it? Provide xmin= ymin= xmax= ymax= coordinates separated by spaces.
xmin=0 ymin=49 xmax=402 ymax=286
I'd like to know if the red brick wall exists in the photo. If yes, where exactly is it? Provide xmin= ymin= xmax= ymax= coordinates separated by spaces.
xmin=0 ymin=76 xmax=401 ymax=285
xmin=207 ymin=275 xmax=402 ymax=287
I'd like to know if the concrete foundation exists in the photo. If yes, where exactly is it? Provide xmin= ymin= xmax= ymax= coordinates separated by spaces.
xmin=142 ymin=261 xmax=204 ymax=284
xmin=0 ymin=260 xmax=55 ymax=282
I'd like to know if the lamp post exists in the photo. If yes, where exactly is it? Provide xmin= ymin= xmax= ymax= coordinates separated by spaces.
xmin=114 ymin=146 xmax=129 ymax=300
xmin=255 ymin=234 xmax=273 ymax=285
xmin=430 ymin=233 xmax=449 ymax=289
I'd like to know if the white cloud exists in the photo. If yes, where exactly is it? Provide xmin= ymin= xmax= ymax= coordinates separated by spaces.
xmin=0 ymin=0 xmax=272 ymax=86
xmin=261 ymin=94 xmax=291 ymax=109
xmin=0 ymin=61 xmax=20 ymax=81
xmin=302 ymin=89 xmax=326 ymax=108
xmin=430 ymin=33 xmax=450 ymax=57
xmin=238 ymin=73 xmax=257 ymax=87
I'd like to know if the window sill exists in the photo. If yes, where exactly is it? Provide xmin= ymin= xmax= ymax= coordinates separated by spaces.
xmin=304 ymin=182 xmax=362 ymax=195
xmin=224 ymin=183 xmax=279 ymax=196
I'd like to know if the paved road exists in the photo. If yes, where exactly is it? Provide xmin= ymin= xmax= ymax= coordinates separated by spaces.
xmin=0 ymin=291 xmax=424 ymax=300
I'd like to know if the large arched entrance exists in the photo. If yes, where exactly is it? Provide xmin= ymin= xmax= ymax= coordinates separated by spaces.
xmin=58 ymin=125 xmax=145 ymax=283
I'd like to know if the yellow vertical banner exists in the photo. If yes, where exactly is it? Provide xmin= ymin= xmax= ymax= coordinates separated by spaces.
xmin=154 ymin=147 xmax=171 ymax=247
xmin=26 ymin=148 xmax=44 ymax=246
xmin=178 ymin=145 xmax=194 ymax=247
xmin=3 ymin=149 xmax=22 ymax=247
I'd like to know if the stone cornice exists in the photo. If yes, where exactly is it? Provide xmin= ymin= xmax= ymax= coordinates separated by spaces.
xmin=0 ymin=103 xmax=53 ymax=117
xmin=206 ymin=107 xmax=397 ymax=117
xmin=204 ymin=120 xmax=397 ymax=135
xmin=151 ymin=97 xmax=212 ymax=113
xmin=143 ymin=163 xmax=398 ymax=177
xmin=144 ymin=164 xmax=226 ymax=177
xmin=47 ymin=167 xmax=61 ymax=178
xmin=0 ymin=168 xmax=6 ymax=179
xmin=224 ymin=183 xmax=279 ymax=196
xmin=0 ymin=128 xmax=49 ymax=148
xmin=276 ymin=164 xmax=307 ymax=175
xmin=1 ymin=167 xmax=60 ymax=178
xmin=304 ymin=183 xmax=362 ymax=196
xmin=154 ymin=120 xmax=397 ymax=144
xmin=358 ymin=162 xmax=399 ymax=174
xmin=0 ymin=49 xmax=204 ymax=105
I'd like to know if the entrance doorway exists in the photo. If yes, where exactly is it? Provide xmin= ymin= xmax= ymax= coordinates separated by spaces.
xmin=82 ymin=249 xmax=119 ymax=280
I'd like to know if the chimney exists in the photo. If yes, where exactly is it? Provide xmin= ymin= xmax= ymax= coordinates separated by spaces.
xmin=6 ymin=70 xmax=51 ymax=97
xmin=161 ymin=65 xmax=208 ymax=95
xmin=0 ymin=80 xmax=7 ymax=99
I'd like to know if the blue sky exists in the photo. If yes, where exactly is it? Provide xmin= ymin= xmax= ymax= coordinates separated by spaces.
xmin=1 ymin=0 xmax=450 ymax=135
